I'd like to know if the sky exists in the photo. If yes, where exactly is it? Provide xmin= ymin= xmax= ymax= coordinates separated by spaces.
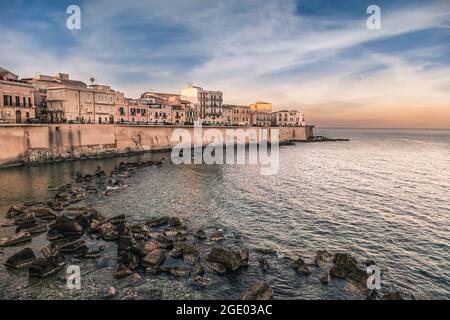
xmin=0 ymin=0 xmax=449 ymax=128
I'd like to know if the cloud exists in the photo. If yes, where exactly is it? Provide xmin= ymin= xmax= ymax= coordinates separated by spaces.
xmin=0 ymin=0 xmax=449 ymax=127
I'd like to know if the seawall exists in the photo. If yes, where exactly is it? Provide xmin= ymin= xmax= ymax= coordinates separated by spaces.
xmin=0 ymin=124 xmax=314 ymax=167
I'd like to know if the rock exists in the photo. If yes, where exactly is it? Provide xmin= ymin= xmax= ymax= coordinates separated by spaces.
xmin=143 ymin=240 xmax=161 ymax=254
xmin=320 ymin=271 xmax=330 ymax=284
xmin=291 ymin=257 xmax=311 ymax=275
xmin=0 ymin=231 xmax=32 ymax=247
xmin=241 ymin=281 xmax=273 ymax=300
xmin=329 ymin=253 xmax=368 ymax=287
xmin=47 ymin=200 xmax=64 ymax=211
xmin=28 ymin=207 xmax=56 ymax=220
xmin=194 ymin=229 xmax=207 ymax=240
xmin=5 ymin=248 xmax=37 ymax=269
xmin=146 ymin=216 xmax=169 ymax=227
xmin=50 ymin=216 xmax=83 ymax=236
xmin=105 ymin=286 xmax=117 ymax=299
xmin=240 ymin=248 xmax=250 ymax=267
xmin=314 ymin=250 xmax=332 ymax=267
xmin=16 ymin=222 xmax=48 ymax=235
xmin=98 ymin=223 xmax=119 ymax=241
xmin=28 ymin=255 xmax=66 ymax=277
xmin=154 ymin=235 xmax=173 ymax=249
xmin=207 ymin=247 xmax=243 ymax=272
xmin=193 ymin=263 xmax=205 ymax=276
xmin=193 ymin=276 xmax=212 ymax=289
xmin=160 ymin=266 xmax=191 ymax=277
xmin=167 ymin=216 xmax=182 ymax=227
xmin=6 ymin=204 xmax=27 ymax=218
xmin=107 ymin=214 xmax=126 ymax=226
xmin=14 ymin=213 xmax=36 ymax=226
xmin=142 ymin=249 xmax=166 ymax=269
xmin=58 ymin=239 xmax=87 ymax=253
xmin=41 ymin=242 xmax=60 ymax=258
xmin=258 ymin=258 xmax=270 ymax=271
xmin=205 ymin=261 xmax=227 ymax=274
xmin=168 ymin=246 xmax=183 ymax=258
xmin=182 ymin=243 xmax=200 ymax=265
xmin=210 ymin=230 xmax=225 ymax=242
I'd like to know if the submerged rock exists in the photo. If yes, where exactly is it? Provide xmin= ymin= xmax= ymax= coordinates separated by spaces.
xmin=14 ymin=213 xmax=36 ymax=226
xmin=205 ymin=261 xmax=227 ymax=274
xmin=291 ymin=257 xmax=311 ymax=275
xmin=160 ymin=266 xmax=191 ymax=277
xmin=114 ymin=264 xmax=134 ymax=279
xmin=5 ymin=248 xmax=37 ymax=269
xmin=0 ymin=231 xmax=32 ymax=247
xmin=330 ymin=253 xmax=368 ymax=285
xmin=193 ymin=276 xmax=212 ymax=289
xmin=16 ymin=222 xmax=48 ymax=235
xmin=98 ymin=223 xmax=119 ymax=241
xmin=28 ymin=207 xmax=56 ymax=220
xmin=241 ymin=281 xmax=273 ymax=300
xmin=182 ymin=243 xmax=200 ymax=265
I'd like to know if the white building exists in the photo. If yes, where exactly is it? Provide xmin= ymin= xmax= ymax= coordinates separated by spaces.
xmin=180 ymin=83 xmax=223 ymax=125
xmin=271 ymin=110 xmax=305 ymax=126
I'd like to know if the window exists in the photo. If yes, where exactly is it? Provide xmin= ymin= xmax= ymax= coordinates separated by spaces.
xmin=28 ymin=97 xmax=32 ymax=107
xmin=23 ymin=97 xmax=26 ymax=107
xmin=15 ymin=96 xmax=20 ymax=107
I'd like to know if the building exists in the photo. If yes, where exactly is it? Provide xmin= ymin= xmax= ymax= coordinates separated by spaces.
xmin=46 ymin=75 xmax=124 ymax=124
xmin=118 ymin=98 xmax=149 ymax=124
xmin=140 ymin=91 xmax=180 ymax=105
xmin=0 ymin=67 xmax=35 ymax=123
xmin=148 ymin=103 xmax=172 ymax=124
xmin=271 ymin=110 xmax=305 ymax=127
xmin=180 ymin=83 xmax=223 ymax=125
xmin=250 ymin=101 xmax=272 ymax=126
xmin=223 ymin=104 xmax=251 ymax=126
xmin=170 ymin=104 xmax=186 ymax=125
xmin=182 ymin=100 xmax=197 ymax=124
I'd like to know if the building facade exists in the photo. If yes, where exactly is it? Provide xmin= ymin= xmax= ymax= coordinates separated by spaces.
xmin=223 ymin=104 xmax=251 ymax=126
xmin=180 ymin=84 xmax=223 ymax=125
xmin=250 ymin=101 xmax=272 ymax=126
xmin=0 ymin=67 xmax=35 ymax=123
xmin=46 ymin=75 xmax=124 ymax=124
xmin=271 ymin=110 xmax=305 ymax=126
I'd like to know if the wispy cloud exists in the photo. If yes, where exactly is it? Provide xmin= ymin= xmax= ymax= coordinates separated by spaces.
xmin=0 ymin=0 xmax=449 ymax=127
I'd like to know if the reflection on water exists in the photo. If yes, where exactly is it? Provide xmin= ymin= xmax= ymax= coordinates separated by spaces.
xmin=0 ymin=128 xmax=449 ymax=299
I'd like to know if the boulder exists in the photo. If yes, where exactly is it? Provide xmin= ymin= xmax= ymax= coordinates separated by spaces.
xmin=314 ymin=250 xmax=332 ymax=267
xmin=28 ymin=255 xmax=66 ymax=277
xmin=241 ymin=281 xmax=273 ymax=300
xmin=291 ymin=257 xmax=311 ymax=275
xmin=28 ymin=207 xmax=56 ymax=220
xmin=5 ymin=248 xmax=37 ymax=269
xmin=50 ymin=216 xmax=83 ymax=236
xmin=41 ymin=242 xmax=60 ymax=258
xmin=210 ymin=230 xmax=225 ymax=242
xmin=98 ymin=223 xmax=119 ymax=241
xmin=146 ymin=216 xmax=169 ymax=227
xmin=207 ymin=247 xmax=243 ymax=272
xmin=205 ymin=261 xmax=227 ymax=274
xmin=142 ymin=249 xmax=166 ymax=269
xmin=107 ymin=214 xmax=126 ymax=226
xmin=182 ymin=243 xmax=200 ymax=265
xmin=194 ymin=229 xmax=207 ymax=240
xmin=58 ymin=239 xmax=87 ymax=253
xmin=0 ymin=231 xmax=32 ymax=247
xmin=320 ymin=271 xmax=330 ymax=284
xmin=16 ymin=222 xmax=48 ymax=235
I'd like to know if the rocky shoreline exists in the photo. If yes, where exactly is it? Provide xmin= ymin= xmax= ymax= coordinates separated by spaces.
xmin=0 ymin=160 xmax=420 ymax=300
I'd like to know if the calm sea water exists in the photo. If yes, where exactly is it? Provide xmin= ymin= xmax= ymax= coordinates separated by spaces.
xmin=0 ymin=128 xmax=449 ymax=299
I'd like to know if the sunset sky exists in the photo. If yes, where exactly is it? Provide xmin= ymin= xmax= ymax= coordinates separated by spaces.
xmin=1 ymin=0 xmax=449 ymax=128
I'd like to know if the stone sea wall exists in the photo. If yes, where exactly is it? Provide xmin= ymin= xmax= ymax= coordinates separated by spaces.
xmin=0 ymin=124 xmax=314 ymax=167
